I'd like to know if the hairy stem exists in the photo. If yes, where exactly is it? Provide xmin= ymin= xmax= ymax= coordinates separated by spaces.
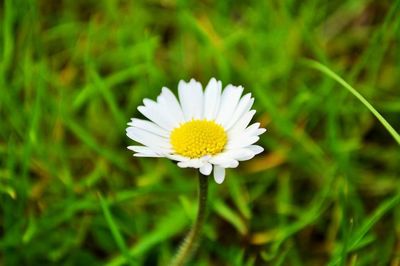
xmin=170 ymin=173 xmax=208 ymax=266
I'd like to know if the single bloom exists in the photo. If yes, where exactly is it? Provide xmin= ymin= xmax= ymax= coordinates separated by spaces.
xmin=126 ymin=78 xmax=266 ymax=184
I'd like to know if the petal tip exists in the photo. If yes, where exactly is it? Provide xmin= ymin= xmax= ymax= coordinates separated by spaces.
xmin=213 ymin=166 xmax=226 ymax=184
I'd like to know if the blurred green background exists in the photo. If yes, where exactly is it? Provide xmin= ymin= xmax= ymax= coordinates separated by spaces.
xmin=1 ymin=0 xmax=400 ymax=265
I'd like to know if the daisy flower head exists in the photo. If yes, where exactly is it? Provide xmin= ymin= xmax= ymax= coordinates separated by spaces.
xmin=126 ymin=78 xmax=266 ymax=184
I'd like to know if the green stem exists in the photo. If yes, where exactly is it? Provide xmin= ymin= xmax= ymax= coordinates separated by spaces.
xmin=170 ymin=173 xmax=209 ymax=266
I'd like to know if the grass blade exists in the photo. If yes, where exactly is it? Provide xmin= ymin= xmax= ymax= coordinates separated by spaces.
xmin=302 ymin=59 xmax=400 ymax=145
xmin=98 ymin=193 xmax=136 ymax=266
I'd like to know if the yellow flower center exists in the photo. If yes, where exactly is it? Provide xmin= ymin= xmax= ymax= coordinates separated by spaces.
xmin=170 ymin=120 xmax=227 ymax=158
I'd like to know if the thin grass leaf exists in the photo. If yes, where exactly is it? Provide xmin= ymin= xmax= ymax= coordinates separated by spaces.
xmin=302 ymin=59 xmax=400 ymax=145
xmin=107 ymin=206 xmax=189 ymax=266
xmin=213 ymin=200 xmax=247 ymax=235
xmin=328 ymin=193 xmax=400 ymax=265
xmin=98 ymin=193 xmax=136 ymax=266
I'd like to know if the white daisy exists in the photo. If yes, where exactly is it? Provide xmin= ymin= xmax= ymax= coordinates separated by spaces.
xmin=126 ymin=78 xmax=266 ymax=184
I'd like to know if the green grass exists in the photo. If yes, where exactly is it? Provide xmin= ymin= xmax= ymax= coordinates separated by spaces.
xmin=1 ymin=0 xmax=400 ymax=265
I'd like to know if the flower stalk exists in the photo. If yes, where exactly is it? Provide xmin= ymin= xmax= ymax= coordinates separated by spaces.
xmin=170 ymin=173 xmax=209 ymax=266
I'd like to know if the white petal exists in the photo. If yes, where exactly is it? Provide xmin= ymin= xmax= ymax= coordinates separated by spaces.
xmin=128 ymin=118 xmax=169 ymax=137
xmin=166 ymin=154 xmax=190 ymax=162
xmin=225 ymin=93 xmax=254 ymax=130
xmin=128 ymin=145 xmax=158 ymax=154
xmin=210 ymin=149 xmax=254 ymax=163
xmin=133 ymin=153 xmax=163 ymax=158
xmin=234 ymin=152 xmax=255 ymax=161
xmin=227 ymin=122 xmax=265 ymax=150
xmin=227 ymin=149 xmax=254 ymax=160
xmin=213 ymin=166 xmax=226 ymax=184
xmin=229 ymin=122 xmax=265 ymax=141
xmin=128 ymin=146 xmax=164 ymax=157
xmin=216 ymin=85 xmax=243 ymax=127
xmin=203 ymin=78 xmax=222 ymax=120
xmin=220 ymin=160 xmax=239 ymax=168
xmin=248 ymin=145 xmax=264 ymax=155
xmin=126 ymin=127 xmax=171 ymax=151
xmin=246 ymin=122 xmax=261 ymax=133
xmin=230 ymin=122 xmax=259 ymax=138
xmin=138 ymin=99 xmax=175 ymax=130
xmin=177 ymin=161 xmax=188 ymax=168
xmin=226 ymin=135 xmax=260 ymax=149
xmin=178 ymin=79 xmax=204 ymax=120
xmin=177 ymin=158 xmax=204 ymax=168
xmin=228 ymin=110 xmax=256 ymax=136
xmin=227 ymin=145 xmax=264 ymax=161
xmin=209 ymin=154 xmax=233 ymax=165
xmin=200 ymin=163 xmax=212 ymax=175
xmin=257 ymin=128 xmax=267 ymax=135
xmin=157 ymin=87 xmax=185 ymax=127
